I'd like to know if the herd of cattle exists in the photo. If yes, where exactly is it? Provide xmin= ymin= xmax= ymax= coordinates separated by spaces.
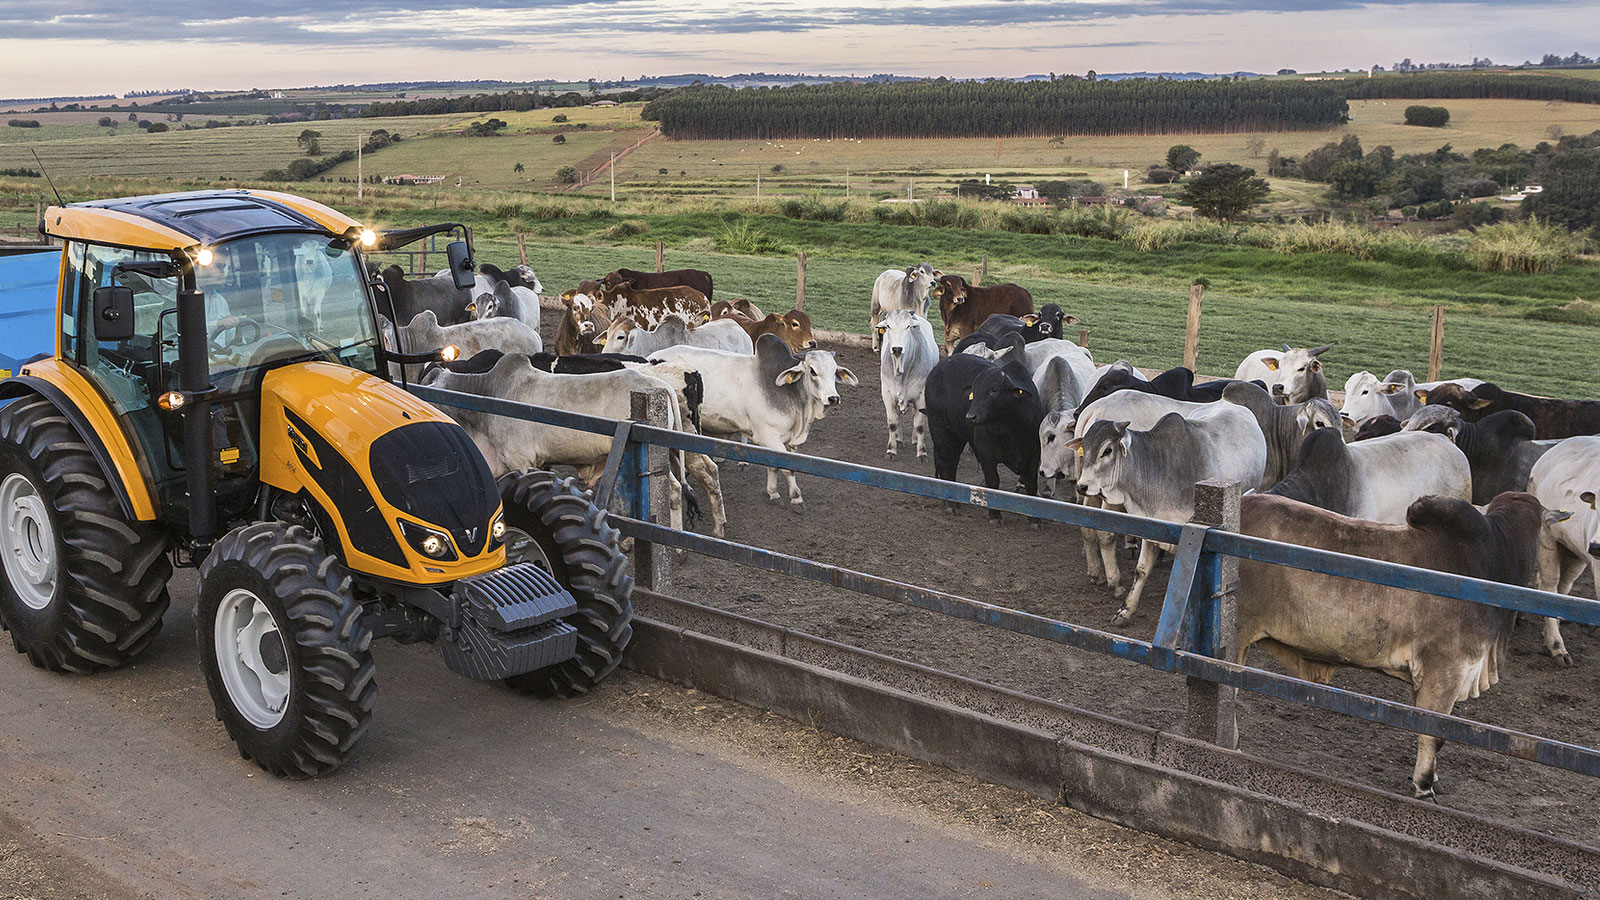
xmin=373 ymin=257 xmax=1599 ymax=801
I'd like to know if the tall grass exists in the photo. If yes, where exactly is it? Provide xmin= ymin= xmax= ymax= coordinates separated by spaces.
xmin=1468 ymin=218 xmax=1588 ymax=273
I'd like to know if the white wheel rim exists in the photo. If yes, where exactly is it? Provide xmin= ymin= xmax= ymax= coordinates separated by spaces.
xmin=0 ymin=472 xmax=58 ymax=611
xmin=503 ymin=527 xmax=554 ymax=573
xmin=214 ymin=589 xmax=291 ymax=729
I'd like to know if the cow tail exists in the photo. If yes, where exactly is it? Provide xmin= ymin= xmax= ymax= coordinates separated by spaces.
xmin=684 ymin=370 xmax=705 ymax=431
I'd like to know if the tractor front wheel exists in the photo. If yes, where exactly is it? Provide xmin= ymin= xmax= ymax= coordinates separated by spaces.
xmin=499 ymin=471 xmax=633 ymax=699
xmin=197 ymin=522 xmax=376 ymax=778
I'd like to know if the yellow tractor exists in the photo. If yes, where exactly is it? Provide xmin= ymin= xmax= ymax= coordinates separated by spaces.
xmin=0 ymin=190 xmax=632 ymax=776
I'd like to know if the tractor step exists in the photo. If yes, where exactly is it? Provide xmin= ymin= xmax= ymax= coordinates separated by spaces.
xmin=440 ymin=563 xmax=580 ymax=680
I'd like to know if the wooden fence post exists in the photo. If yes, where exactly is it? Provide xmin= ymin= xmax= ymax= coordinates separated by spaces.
xmin=1183 ymin=282 xmax=1205 ymax=372
xmin=656 ymin=241 xmax=665 ymax=273
xmin=628 ymin=390 xmax=673 ymax=594
xmin=1428 ymin=305 xmax=1446 ymax=383
xmin=1187 ymin=480 xmax=1240 ymax=750
xmin=1078 ymin=328 xmax=1090 ymax=348
xmin=972 ymin=251 xmax=988 ymax=287
xmin=796 ymin=250 xmax=807 ymax=310
xmin=517 ymin=233 xmax=528 ymax=267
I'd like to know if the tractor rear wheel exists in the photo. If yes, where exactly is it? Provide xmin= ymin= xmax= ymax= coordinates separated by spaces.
xmin=197 ymin=522 xmax=376 ymax=778
xmin=0 ymin=396 xmax=171 ymax=673
xmin=499 ymin=471 xmax=633 ymax=699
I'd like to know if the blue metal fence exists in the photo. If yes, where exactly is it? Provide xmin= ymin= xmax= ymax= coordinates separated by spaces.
xmin=409 ymin=382 xmax=1600 ymax=779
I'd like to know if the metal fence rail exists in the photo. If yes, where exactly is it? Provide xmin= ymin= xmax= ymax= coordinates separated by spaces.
xmin=408 ymin=382 xmax=1600 ymax=779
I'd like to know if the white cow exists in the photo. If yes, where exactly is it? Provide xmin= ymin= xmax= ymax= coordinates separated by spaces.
xmin=602 ymin=316 xmax=753 ymax=357
xmin=394 ymin=310 xmax=542 ymax=380
xmin=1528 ymin=436 xmax=1600 ymax=665
xmin=1342 ymin=369 xmax=1485 ymax=428
xmin=876 ymin=309 xmax=938 ymax=459
xmin=1233 ymin=344 xmax=1332 ymax=404
xmin=651 ymin=334 xmax=857 ymax=505
xmin=869 ymin=263 xmax=940 ymax=351
xmin=418 ymin=353 xmax=697 ymax=532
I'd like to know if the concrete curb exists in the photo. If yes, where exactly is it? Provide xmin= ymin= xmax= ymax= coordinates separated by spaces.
xmin=625 ymin=590 xmax=1596 ymax=900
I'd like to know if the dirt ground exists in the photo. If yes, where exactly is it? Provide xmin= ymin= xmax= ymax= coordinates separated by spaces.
xmin=528 ymin=313 xmax=1599 ymax=846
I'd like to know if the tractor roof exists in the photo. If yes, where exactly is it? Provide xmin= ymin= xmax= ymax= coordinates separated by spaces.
xmin=41 ymin=190 xmax=364 ymax=253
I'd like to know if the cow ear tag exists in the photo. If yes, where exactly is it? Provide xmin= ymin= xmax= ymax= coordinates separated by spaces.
xmin=1264 ymin=358 xmax=1279 ymax=371
xmin=1075 ymin=445 xmax=1084 ymax=457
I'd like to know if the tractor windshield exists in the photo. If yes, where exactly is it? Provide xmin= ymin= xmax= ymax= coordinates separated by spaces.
xmin=200 ymin=232 xmax=378 ymax=381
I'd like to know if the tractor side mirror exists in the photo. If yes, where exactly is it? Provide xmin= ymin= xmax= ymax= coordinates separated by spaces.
xmin=93 ymin=286 xmax=135 ymax=342
xmin=446 ymin=241 xmax=474 ymax=291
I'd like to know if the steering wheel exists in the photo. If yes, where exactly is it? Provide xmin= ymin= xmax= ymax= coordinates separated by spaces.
xmin=209 ymin=317 xmax=263 ymax=359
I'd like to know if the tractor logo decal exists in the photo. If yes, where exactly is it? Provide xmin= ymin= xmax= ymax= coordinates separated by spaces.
xmin=286 ymin=422 xmax=320 ymax=470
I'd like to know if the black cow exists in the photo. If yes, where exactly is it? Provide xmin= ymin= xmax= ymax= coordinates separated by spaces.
xmin=924 ymin=334 xmax=1045 ymax=523
xmin=1404 ymin=406 xmax=1556 ymax=504
xmin=951 ymin=305 xmax=1077 ymax=354
xmin=1424 ymin=382 xmax=1600 ymax=440
xmin=527 ymin=351 xmax=649 ymax=374
xmin=1074 ymin=364 xmax=1241 ymax=420
xmin=1352 ymin=415 xmax=1403 ymax=441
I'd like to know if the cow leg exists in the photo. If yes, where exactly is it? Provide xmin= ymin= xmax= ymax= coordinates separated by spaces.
xmin=1408 ymin=671 xmax=1465 ymax=801
xmin=911 ymin=407 xmax=930 ymax=461
xmin=686 ymin=453 xmax=726 ymax=537
xmin=1539 ymin=553 xmax=1586 ymax=665
xmin=929 ymin=421 xmax=967 ymax=515
xmin=883 ymin=392 xmax=901 ymax=458
xmin=1112 ymin=540 xmax=1160 ymax=625
xmin=978 ymin=451 xmax=1003 ymax=524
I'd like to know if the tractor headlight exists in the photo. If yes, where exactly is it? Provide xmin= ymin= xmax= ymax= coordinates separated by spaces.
xmin=194 ymin=247 xmax=215 ymax=267
xmin=359 ymin=228 xmax=377 ymax=248
xmin=491 ymin=514 xmax=506 ymax=542
xmin=398 ymin=519 xmax=458 ymax=561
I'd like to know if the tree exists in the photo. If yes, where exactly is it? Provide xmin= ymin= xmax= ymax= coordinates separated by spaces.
xmin=1180 ymin=164 xmax=1270 ymax=220
xmin=297 ymin=128 xmax=323 ymax=156
xmin=1144 ymin=167 xmax=1181 ymax=184
xmin=97 ymin=116 xmax=114 ymax=127
xmin=551 ymin=133 xmax=566 ymax=144
xmin=127 ymin=112 xmax=137 ymax=122
xmin=556 ymin=166 xmax=578 ymax=184
xmin=770 ymin=164 xmax=785 ymax=174
xmin=1327 ymin=158 xmax=1385 ymax=200
xmin=1166 ymin=144 xmax=1201 ymax=172
xmin=552 ymin=113 xmax=568 ymax=123
xmin=1404 ymin=105 xmax=1450 ymax=127
xmin=1245 ymin=134 xmax=1266 ymax=157
xmin=513 ymin=162 xmax=525 ymax=173
xmin=146 ymin=122 xmax=169 ymax=133
xmin=1524 ymin=148 xmax=1600 ymax=231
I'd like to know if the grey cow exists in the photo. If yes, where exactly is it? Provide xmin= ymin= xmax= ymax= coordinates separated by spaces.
xmin=869 ymin=263 xmax=940 ymax=351
xmin=1221 ymin=381 xmax=1341 ymax=489
xmin=1070 ymin=408 xmax=1267 ymax=625
xmin=1266 ymin=428 xmax=1471 ymax=523
xmin=877 ymin=309 xmax=938 ymax=459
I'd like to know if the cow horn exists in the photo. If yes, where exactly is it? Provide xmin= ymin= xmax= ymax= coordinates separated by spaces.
xmin=1281 ymin=343 xmax=1293 ymax=353
xmin=1309 ymin=343 xmax=1335 ymax=356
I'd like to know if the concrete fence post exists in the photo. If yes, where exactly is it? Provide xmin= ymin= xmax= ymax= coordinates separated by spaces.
xmin=1428 ymin=305 xmax=1446 ymax=384
xmin=628 ymin=390 xmax=674 ymax=593
xmin=1187 ymin=479 xmax=1240 ymax=749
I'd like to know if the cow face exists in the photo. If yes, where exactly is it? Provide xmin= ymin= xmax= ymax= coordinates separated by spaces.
xmin=508 ymin=264 xmax=543 ymax=296
xmin=1582 ymin=491 xmax=1600 ymax=557
xmin=1066 ymin=420 xmax=1132 ymax=507
xmin=1269 ymin=344 xmax=1333 ymax=405
xmin=1339 ymin=370 xmax=1415 ymax=428
xmin=1038 ymin=411 xmax=1077 ymax=480
xmin=1402 ymin=404 xmax=1464 ymax=440
xmin=782 ymin=309 xmax=817 ymax=351
xmin=597 ymin=315 xmax=636 ymax=351
xmin=966 ymin=366 xmax=1035 ymax=426
xmin=1421 ymin=381 xmax=1493 ymax=415
xmin=775 ymin=349 xmax=858 ymax=414
xmin=1020 ymin=305 xmax=1077 ymax=341
xmin=1297 ymin=398 xmax=1341 ymax=438
xmin=600 ymin=272 xmax=632 ymax=291
xmin=879 ymin=309 xmax=927 ymax=375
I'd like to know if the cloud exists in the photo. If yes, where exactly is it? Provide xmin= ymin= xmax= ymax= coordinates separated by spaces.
xmin=0 ymin=0 xmax=1584 ymax=51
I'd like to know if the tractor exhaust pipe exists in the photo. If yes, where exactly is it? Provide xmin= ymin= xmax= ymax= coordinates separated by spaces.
xmin=177 ymin=283 xmax=217 ymax=545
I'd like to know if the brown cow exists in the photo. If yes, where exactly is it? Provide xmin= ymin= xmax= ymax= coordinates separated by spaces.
xmin=711 ymin=297 xmax=765 ymax=320
xmin=1238 ymin=491 xmax=1565 ymax=799
xmin=598 ymin=281 xmax=711 ymax=330
xmin=930 ymin=275 xmax=1033 ymax=354
xmin=711 ymin=302 xmax=817 ymax=353
xmin=602 ymin=267 xmax=714 ymax=302
xmin=553 ymin=283 xmax=612 ymax=355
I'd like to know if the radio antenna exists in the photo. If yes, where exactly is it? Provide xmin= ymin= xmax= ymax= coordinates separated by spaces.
xmin=30 ymin=149 xmax=64 ymax=207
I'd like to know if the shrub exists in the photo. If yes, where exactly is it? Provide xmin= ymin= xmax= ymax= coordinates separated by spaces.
xmin=146 ymin=122 xmax=169 ymax=133
xmin=714 ymin=218 xmax=787 ymax=254
xmin=1467 ymin=217 xmax=1584 ymax=273
xmin=552 ymin=113 xmax=568 ymax=123
xmin=1404 ymin=105 xmax=1450 ymax=127
xmin=492 ymin=202 xmax=523 ymax=219
xmin=552 ymin=133 xmax=566 ymax=144
xmin=97 ymin=116 xmax=115 ymax=127
xmin=1128 ymin=219 xmax=1237 ymax=252
xmin=1145 ymin=167 xmax=1180 ymax=184
xmin=7 ymin=119 xmax=40 ymax=128
xmin=776 ymin=195 xmax=849 ymax=222
xmin=555 ymin=165 xmax=578 ymax=184
xmin=0 ymin=167 xmax=40 ymax=177
xmin=604 ymin=219 xmax=650 ymax=239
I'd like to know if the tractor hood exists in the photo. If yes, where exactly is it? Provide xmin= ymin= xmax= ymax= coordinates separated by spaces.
xmin=259 ymin=362 xmax=504 ymax=583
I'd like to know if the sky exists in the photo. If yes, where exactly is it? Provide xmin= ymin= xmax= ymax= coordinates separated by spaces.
xmin=0 ymin=0 xmax=1596 ymax=98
